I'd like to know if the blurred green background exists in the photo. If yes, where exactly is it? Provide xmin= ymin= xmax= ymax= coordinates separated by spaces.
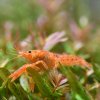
xmin=0 ymin=0 xmax=100 ymax=63
xmin=0 ymin=0 xmax=100 ymax=99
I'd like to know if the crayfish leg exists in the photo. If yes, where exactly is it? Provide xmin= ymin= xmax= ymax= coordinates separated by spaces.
xmin=9 ymin=64 xmax=32 ymax=82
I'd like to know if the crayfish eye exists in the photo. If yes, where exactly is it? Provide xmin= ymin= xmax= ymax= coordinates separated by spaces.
xmin=28 ymin=50 xmax=31 ymax=53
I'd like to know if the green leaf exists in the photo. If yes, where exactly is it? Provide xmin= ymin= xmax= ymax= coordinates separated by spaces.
xmin=0 ymin=68 xmax=10 ymax=98
xmin=93 ymin=64 xmax=100 ymax=82
xmin=27 ymin=68 xmax=52 ymax=97
xmin=0 ymin=68 xmax=10 ymax=81
xmin=8 ymin=82 xmax=29 ymax=100
xmin=1 ymin=97 xmax=7 ymax=100
xmin=0 ymin=68 xmax=28 ymax=99
xmin=60 ymin=66 xmax=93 ymax=100
xmin=27 ymin=67 xmax=62 ymax=99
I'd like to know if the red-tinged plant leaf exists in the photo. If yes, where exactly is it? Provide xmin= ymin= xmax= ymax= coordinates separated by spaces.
xmin=43 ymin=31 xmax=68 ymax=50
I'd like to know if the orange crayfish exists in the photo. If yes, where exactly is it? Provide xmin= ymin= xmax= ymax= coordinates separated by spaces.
xmin=9 ymin=50 xmax=91 ymax=81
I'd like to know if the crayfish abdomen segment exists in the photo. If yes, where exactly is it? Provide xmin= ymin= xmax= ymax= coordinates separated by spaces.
xmin=58 ymin=55 xmax=91 ymax=68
